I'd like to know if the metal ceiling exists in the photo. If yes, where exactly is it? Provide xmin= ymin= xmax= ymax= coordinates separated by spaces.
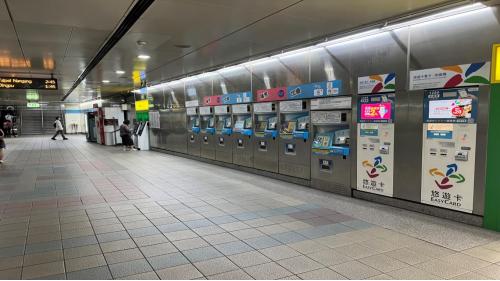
xmin=0 ymin=0 xmax=464 ymax=104
xmin=0 ymin=0 xmax=136 ymax=104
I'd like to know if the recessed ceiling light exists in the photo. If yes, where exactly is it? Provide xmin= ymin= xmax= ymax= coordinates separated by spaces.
xmin=115 ymin=70 xmax=125 ymax=74
xmin=136 ymin=40 xmax=147 ymax=46
xmin=102 ymin=80 xmax=110 ymax=83
xmin=138 ymin=55 xmax=150 ymax=60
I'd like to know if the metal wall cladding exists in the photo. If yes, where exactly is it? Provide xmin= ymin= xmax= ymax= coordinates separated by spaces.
xmin=149 ymin=7 xmax=500 ymax=215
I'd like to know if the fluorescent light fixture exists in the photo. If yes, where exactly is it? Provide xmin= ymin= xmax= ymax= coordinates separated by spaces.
xmin=133 ymin=3 xmax=488 ymax=93
xmin=383 ymin=3 xmax=487 ymax=31
xmin=138 ymin=54 xmax=150 ymax=60
xmin=115 ymin=70 xmax=125 ymax=74
xmin=102 ymin=80 xmax=110 ymax=83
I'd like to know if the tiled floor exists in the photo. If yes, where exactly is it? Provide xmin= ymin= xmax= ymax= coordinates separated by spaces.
xmin=1 ymin=135 xmax=500 ymax=280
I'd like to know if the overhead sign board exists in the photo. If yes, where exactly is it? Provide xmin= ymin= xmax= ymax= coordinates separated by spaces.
xmin=358 ymin=73 xmax=396 ymax=94
xmin=0 ymin=77 xmax=58 ymax=90
xmin=135 ymin=100 xmax=149 ymax=111
xmin=287 ymin=80 xmax=342 ymax=100
xmin=409 ymin=62 xmax=490 ymax=90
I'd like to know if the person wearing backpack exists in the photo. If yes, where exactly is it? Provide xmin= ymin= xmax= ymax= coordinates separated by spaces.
xmin=51 ymin=116 xmax=68 ymax=140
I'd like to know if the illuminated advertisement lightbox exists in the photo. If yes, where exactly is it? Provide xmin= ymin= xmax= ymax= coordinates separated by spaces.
xmin=360 ymin=102 xmax=392 ymax=120
xmin=428 ymin=99 xmax=472 ymax=119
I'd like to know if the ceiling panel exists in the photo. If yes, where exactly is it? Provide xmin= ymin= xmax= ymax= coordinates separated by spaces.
xmin=0 ymin=0 xmax=135 ymax=104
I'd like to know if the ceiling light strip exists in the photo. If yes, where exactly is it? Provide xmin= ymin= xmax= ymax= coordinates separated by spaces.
xmin=137 ymin=2 xmax=488 ymax=94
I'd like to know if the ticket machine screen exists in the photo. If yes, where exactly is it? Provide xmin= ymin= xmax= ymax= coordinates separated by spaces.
xmin=267 ymin=117 xmax=278 ymax=130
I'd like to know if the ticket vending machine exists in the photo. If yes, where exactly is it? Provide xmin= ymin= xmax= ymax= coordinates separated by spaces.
xmin=187 ymin=106 xmax=201 ymax=156
xmin=232 ymin=103 xmax=253 ymax=167
xmin=356 ymin=94 xmax=395 ymax=197
xmin=200 ymin=106 xmax=216 ymax=159
xmin=215 ymin=105 xmax=233 ymax=163
xmin=310 ymin=97 xmax=352 ymax=195
xmin=253 ymin=102 xmax=279 ymax=173
xmin=421 ymin=87 xmax=478 ymax=213
xmin=278 ymin=100 xmax=310 ymax=179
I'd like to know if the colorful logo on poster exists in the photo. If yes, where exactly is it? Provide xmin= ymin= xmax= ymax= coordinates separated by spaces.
xmin=362 ymin=156 xmax=387 ymax=178
xmin=441 ymin=63 xmax=490 ymax=88
xmin=363 ymin=73 xmax=395 ymax=93
xmin=429 ymin=164 xmax=465 ymax=189
xmin=360 ymin=102 xmax=391 ymax=120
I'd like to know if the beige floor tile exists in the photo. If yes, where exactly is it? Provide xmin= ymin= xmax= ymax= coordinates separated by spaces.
xmin=0 ymin=256 xmax=23 ymax=271
xmin=104 ymin=248 xmax=144 ymax=264
xmin=474 ymin=264 xmax=500 ymax=279
xmin=23 ymin=250 xmax=63 ymax=266
xmin=288 ymin=240 xmax=325 ymax=254
xmin=156 ymin=263 xmax=203 ymax=279
xmin=454 ymin=271 xmax=490 ymax=280
xmin=277 ymin=255 xmax=324 ymax=274
xmin=414 ymin=259 xmax=468 ymax=278
xmin=438 ymin=252 xmax=491 ymax=271
xmin=228 ymin=250 xmax=271 ymax=267
xmin=207 ymin=269 xmax=253 ymax=280
xmin=0 ymin=267 xmax=22 ymax=279
xmin=330 ymin=260 xmax=381 ymax=279
xmin=64 ymin=244 xmax=102 ymax=259
xmin=122 ymin=271 xmax=159 ymax=280
xmin=194 ymin=256 xmax=239 ymax=276
xmin=406 ymin=242 xmax=456 ymax=258
xmin=100 ymin=238 xmax=136 ymax=253
xmin=334 ymin=243 xmax=381 ymax=259
xmin=259 ymin=245 xmax=302 ymax=261
xmin=463 ymin=246 xmax=500 ymax=263
xmin=21 ymin=261 xmax=65 ymax=279
xmin=366 ymin=273 xmax=394 ymax=279
xmin=387 ymin=266 xmax=441 ymax=280
xmin=298 ymin=268 xmax=347 ymax=280
xmin=313 ymin=234 xmax=355 ymax=248
xmin=359 ymin=238 xmax=403 ymax=252
xmin=244 ymin=262 xmax=294 ymax=280
xmin=360 ymin=253 xmax=408 ymax=271
xmin=65 ymin=254 xmax=107 ymax=272
xmin=306 ymin=248 xmax=353 ymax=266
xmin=385 ymin=248 xmax=433 ymax=265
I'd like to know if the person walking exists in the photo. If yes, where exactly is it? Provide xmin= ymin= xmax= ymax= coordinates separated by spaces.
xmin=120 ymin=120 xmax=135 ymax=151
xmin=0 ymin=128 xmax=6 ymax=164
xmin=51 ymin=116 xmax=68 ymax=140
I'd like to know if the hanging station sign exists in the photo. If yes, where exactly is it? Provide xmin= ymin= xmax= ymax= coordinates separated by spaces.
xmin=358 ymin=73 xmax=396 ymax=94
xmin=0 ymin=77 xmax=58 ymax=90
xmin=409 ymin=62 xmax=490 ymax=90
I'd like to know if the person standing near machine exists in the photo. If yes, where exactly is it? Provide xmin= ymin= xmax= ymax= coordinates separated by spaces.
xmin=120 ymin=120 xmax=135 ymax=151
xmin=51 ymin=116 xmax=68 ymax=140
xmin=0 ymin=128 xmax=5 ymax=164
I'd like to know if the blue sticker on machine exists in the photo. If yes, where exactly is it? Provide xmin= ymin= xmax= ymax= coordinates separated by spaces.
xmin=221 ymin=92 xmax=253 ymax=104
xmin=423 ymin=87 xmax=479 ymax=124
xmin=287 ymin=80 xmax=342 ymax=100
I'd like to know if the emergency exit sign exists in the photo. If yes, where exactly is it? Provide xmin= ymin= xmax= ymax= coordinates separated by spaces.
xmin=0 ymin=77 xmax=58 ymax=90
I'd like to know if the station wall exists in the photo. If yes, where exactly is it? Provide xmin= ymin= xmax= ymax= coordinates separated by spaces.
xmin=147 ymin=6 xmax=500 ymax=220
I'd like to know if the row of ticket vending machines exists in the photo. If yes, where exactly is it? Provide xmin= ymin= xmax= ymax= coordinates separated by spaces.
xmin=175 ymin=76 xmax=483 ymax=215
xmin=185 ymin=94 xmax=375 ymax=196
